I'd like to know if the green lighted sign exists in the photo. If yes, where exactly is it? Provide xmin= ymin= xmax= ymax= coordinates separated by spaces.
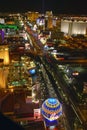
xmin=0 ymin=24 xmax=19 ymax=30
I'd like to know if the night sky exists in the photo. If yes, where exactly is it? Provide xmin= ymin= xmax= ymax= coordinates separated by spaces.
xmin=0 ymin=0 xmax=87 ymax=15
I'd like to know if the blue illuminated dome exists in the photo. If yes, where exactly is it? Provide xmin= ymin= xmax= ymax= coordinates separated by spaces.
xmin=29 ymin=69 xmax=36 ymax=75
xmin=41 ymin=98 xmax=62 ymax=121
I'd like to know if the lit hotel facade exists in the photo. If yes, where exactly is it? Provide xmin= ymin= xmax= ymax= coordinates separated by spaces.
xmin=61 ymin=19 xmax=87 ymax=35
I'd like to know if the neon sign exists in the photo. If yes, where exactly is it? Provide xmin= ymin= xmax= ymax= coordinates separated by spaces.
xmin=0 ymin=24 xmax=18 ymax=30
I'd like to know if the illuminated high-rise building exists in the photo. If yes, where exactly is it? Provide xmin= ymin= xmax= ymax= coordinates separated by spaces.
xmin=0 ymin=45 xmax=10 ymax=65
xmin=61 ymin=19 xmax=87 ymax=35
xmin=0 ymin=45 xmax=10 ymax=89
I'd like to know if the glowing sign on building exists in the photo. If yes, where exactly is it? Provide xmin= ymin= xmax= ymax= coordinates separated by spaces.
xmin=0 ymin=24 xmax=18 ymax=30
xmin=41 ymin=98 xmax=62 ymax=121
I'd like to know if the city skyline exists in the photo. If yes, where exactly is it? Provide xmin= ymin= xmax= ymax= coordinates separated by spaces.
xmin=0 ymin=0 xmax=87 ymax=15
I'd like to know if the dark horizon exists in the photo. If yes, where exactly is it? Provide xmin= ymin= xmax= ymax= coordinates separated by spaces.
xmin=0 ymin=0 xmax=87 ymax=15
